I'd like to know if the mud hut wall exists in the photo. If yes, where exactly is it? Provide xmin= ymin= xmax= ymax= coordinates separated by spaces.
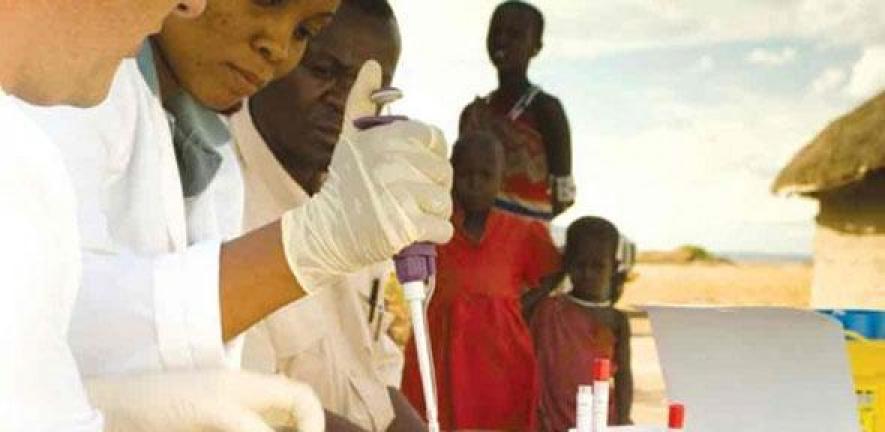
xmin=811 ymin=175 xmax=885 ymax=308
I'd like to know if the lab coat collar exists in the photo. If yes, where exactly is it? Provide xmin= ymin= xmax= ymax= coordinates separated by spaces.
xmin=137 ymin=41 xmax=230 ymax=198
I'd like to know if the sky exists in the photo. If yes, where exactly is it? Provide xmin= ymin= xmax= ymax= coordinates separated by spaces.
xmin=387 ymin=0 xmax=885 ymax=255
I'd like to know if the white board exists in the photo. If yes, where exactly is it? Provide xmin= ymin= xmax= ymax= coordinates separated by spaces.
xmin=646 ymin=306 xmax=859 ymax=432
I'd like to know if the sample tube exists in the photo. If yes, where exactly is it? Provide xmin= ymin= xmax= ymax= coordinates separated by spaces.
xmin=576 ymin=385 xmax=593 ymax=432
xmin=668 ymin=403 xmax=685 ymax=431
xmin=592 ymin=358 xmax=611 ymax=432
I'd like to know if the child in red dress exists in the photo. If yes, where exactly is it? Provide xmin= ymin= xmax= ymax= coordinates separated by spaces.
xmin=401 ymin=132 xmax=561 ymax=431
xmin=529 ymin=217 xmax=634 ymax=431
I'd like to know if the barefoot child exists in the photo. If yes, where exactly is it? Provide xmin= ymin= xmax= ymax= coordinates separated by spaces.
xmin=401 ymin=132 xmax=561 ymax=431
xmin=530 ymin=217 xmax=634 ymax=430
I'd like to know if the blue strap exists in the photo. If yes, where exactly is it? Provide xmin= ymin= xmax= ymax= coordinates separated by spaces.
xmin=494 ymin=198 xmax=554 ymax=221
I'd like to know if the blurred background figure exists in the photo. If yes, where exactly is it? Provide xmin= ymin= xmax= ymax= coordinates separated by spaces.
xmin=402 ymin=132 xmax=560 ymax=431
xmin=460 ymin=1 xmax=574 ymax=222
xmin=530 ymin=216 xmax=635 ymax=430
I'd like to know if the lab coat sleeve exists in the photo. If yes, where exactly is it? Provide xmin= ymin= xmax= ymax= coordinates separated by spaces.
xmin=69 ymin=240 xmax=230 ymax=377
xmin=16 ymin=61 xmax=239 ymax=376
xmin=0 ymin=97 xmax=104 ymax=431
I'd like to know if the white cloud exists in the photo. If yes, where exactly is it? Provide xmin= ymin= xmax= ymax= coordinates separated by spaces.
xmin=796 ymin=0 xmax=885 ymax=46
xmin=694 ymin=54 xmax=716 ymax=72
xmin=553 ymin=86 xmax=846 ymax=253
xmin=811 ymin=67 xmax=847 ymax=94
xmin=746 ymin=47 xmax=798 ymax=66
xmin=846 ymin=45 xmax=885 ymax=98
xmin=540 ymin=0 xmax=885 ymax=59
xmin=385 ymin=0 xmax=869 ymax=254
xmin=390 ymin=1 xmax=885 ymax=62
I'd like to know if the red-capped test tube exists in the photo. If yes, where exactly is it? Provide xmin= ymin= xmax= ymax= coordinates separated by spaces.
xmin=668 ymin=403 xmax=685 ymax=431
xmin=592 ymin=358 xmax=611 ymax=432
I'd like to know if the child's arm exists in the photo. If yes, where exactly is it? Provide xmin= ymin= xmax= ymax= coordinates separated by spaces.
xmin=521 ymin=272 xmax=564 ymax=321
xmin=458 ymin=101 xmax=478 ymax=136
xmin=614 ymin=310 xmax=634 ymax=425
xmin=535 ymin=93 xmax=573 ymax=215
xmin=519 ymin=220 xmax=564 ymax=321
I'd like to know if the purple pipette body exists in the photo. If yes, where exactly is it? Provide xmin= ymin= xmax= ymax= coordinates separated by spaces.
xmin=393 ymin=242 xmax=437 ymax=282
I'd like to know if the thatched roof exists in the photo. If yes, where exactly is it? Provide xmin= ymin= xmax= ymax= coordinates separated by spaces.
xmin=773 ymin=90 xmax=885 ymax=196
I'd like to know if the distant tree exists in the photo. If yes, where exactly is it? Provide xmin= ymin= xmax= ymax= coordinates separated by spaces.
xmin=678 ymin=245 xmax=715 ymax=261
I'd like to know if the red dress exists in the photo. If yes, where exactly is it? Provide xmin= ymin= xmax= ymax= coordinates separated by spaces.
xmin=530 ymin=296 xmax=619 ymax=432
xmin=402 ymin=209 xmax=561 ymax=431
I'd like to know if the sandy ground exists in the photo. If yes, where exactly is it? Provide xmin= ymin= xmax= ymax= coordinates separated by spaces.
xmin=621 ymin=262 xmax=812 ymax=424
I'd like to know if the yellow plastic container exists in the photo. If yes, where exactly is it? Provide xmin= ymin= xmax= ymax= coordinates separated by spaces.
xmin=845 ymin=332 xmax=885 ymax=432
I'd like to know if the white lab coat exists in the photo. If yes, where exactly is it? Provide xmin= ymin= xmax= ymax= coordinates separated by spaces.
xmin=0 ymin=91 xmax=103 ymax=430
xmin=18 ymin=59 xmax=244 ymax=377
xmin=231 ymin=105 xmax=401 ymax=431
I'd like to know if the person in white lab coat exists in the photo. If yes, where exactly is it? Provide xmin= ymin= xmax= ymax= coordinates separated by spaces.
xmin=233 ymin=1 xmax=423 ymax=430
xmin=0 ymin=0 xmax=315 ymax=430
xmin=21 ymin=0 xmax=452 ymax=397
xmin=0 ymin=0 xmax=208 ymax=429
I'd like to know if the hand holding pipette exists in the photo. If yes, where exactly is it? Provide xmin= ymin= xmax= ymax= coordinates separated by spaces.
xmin=280 ymin=61 xmax=452 ymax=293
xmin=353 ymin=85 xmax=442 ymax=432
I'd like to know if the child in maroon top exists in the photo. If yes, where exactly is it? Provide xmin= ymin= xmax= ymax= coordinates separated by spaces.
xmin=529 ymin=217 xmax=634 ymax=430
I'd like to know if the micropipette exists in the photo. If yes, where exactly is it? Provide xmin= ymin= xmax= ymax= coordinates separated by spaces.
xmin=354 ymin=87 xmax=441 ymax=432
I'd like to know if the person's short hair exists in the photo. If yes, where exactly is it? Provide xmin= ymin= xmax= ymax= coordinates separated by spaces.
xmin=344 ymin=0 xmax=395 ymax=21
xmin=452 ymin=131 xmax=505 ymax=169
xmin=494 ymin=0 xmax=545 ymax=41
xmin=565 ymin=216 xmax=619 ymax=265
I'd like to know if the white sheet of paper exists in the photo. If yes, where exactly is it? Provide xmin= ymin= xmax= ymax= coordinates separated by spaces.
xmin=609 ymin=426 xmax=666 ymax=431
xmin=646 ymin=306 xmax=858 ymax=432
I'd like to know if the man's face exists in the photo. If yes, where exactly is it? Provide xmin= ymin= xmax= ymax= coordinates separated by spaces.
xmin=22 ymin=0 xmax=205 ymax=107
xmin=155 ymin=0 xmax=340 ymax=112
xmin=249 ymin=4 xmax=400 ymax=172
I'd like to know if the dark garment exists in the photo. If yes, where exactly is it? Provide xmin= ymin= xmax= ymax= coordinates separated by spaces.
xmin=531 ymin=296 xmax=622 ymax=432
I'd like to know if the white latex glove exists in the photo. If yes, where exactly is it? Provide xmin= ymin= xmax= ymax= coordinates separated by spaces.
xmin=85 ymin=370 xmax=324 ymax=432
xmin=281 ymin=60 xmax=453 ymax=290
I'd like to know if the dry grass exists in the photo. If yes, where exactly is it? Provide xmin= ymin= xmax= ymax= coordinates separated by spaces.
xmin=622 ymin=262 xmax=812 ymax=424
xmin=620 ymin=262 xmax=811 ymax=310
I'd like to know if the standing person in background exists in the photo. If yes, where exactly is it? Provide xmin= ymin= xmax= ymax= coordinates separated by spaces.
xmin=231 ymin=0 xmax=425 ymax=430
xmin=402 ymin=132 xmax=561 ymax=431
xmin=460 ymin=0 xmax=574 ymax=222
xmin=529 ymin=216 xmax=634 ymax=430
